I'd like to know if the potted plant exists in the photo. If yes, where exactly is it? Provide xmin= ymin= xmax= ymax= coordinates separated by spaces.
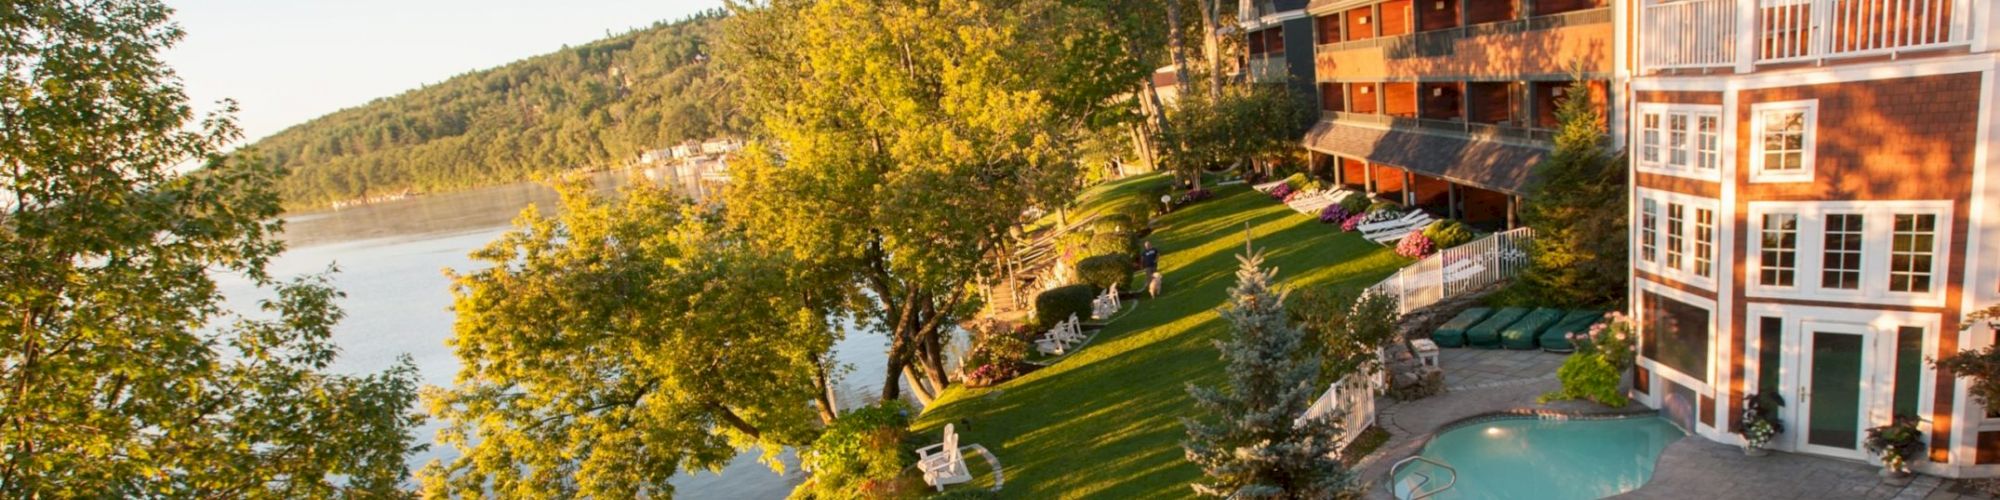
xmin=1737 ymin=393 xmax=1785 ymax=456
xmin=1863 ymin=415 xmax=1925 ymax=485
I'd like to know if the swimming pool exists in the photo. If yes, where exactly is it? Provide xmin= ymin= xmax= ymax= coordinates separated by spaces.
xmin=1392 ymin=414 xmax=1685 ymax=500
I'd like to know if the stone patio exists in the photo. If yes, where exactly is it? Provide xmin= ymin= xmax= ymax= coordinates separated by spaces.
xmin=1354 ymin=347 xmax=1996 ymax=500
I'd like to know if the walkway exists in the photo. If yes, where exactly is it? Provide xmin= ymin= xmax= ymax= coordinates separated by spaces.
xmin=1356 ymin=348 xmax=1995 ymax=499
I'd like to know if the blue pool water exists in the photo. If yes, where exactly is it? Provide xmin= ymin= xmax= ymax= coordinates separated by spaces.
xmin=1393 ymin=416 xmax=1686 ymax=500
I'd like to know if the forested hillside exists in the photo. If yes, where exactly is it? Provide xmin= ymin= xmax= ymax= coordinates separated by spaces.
xmin=251 ymin=10 xmax=739 ymax=209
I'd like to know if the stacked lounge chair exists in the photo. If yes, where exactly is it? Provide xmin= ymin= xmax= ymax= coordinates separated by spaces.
xmin=1539 ymin=310 xmax=1606 ymax=353
xmin=1464 ymin=308 xmax=1529 ymax=349
xmin=1431 ymin=307 xmax=1492 ymax=348
xmin=1499 ymin=308 xmax=1566 ymax=350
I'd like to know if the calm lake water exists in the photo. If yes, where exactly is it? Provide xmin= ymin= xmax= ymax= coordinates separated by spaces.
xmin=214 ymin=168 xmax=909 ymax=498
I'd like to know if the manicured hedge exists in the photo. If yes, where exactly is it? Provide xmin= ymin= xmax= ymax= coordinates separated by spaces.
xmin=1035 ymin=284 xmax=1097 ymax=328
xmin=1076 ymin=254 xmax=1135 ymax=292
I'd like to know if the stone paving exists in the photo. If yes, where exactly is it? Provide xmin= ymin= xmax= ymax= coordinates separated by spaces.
xmin=1354 ymin=347 xmax=1996 ymax=500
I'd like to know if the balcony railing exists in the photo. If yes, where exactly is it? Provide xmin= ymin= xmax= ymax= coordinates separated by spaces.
xmin=1642 ymin=0 xmax=1971 ymax=70
xmin=1321 ymin=111 xmax=1556 ymax=145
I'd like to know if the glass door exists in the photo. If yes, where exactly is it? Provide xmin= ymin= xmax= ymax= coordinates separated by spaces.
xmin=1792 ymin=322 xmax=1875 ymax=459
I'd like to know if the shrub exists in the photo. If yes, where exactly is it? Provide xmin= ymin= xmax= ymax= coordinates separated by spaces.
xmin=1340 ymin=213 xmax=1368 ymax=232
xmin=1034 ymin=284 xmax=1096 ymax=328
xmin=1076 ymin=254 xmax=1135 ymax=291
xmin=1091 ymin=213 xmax=1138 ymax=235
xmin=1541 ymin=312 xmax=1637 ymax=407
xmin=1269 ymin=183 xmax=1293 ymax=200
xmin=1337 ymin=192 xmax=1369 ymax=214
xmin=796 ymin=401 xmax=919 ymax=499
xmin=1317 ymin=204 xmax=1353 ymax=224
xmin=1299 ymin=179 xmax=1323 ymax=194
xmin=1366 ymin=200 xmax=1401 ymax=213
xmin=1422 ymin=220 xmax=1476 ymax=249
xmin=1282 ymin=172 xmax=1308 ymax=190
xmin=1394 ymin=231 xmax=1435 ymax=258
xmin=1108 ymin=197 xmax=1154 ymax=223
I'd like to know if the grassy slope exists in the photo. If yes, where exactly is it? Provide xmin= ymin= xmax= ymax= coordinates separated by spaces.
xmin=914 ymin=174 xmax=1408 ymax=498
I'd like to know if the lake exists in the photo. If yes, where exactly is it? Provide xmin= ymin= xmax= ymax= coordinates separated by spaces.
xmin=215 ymin=168 xmax=910 ymax=498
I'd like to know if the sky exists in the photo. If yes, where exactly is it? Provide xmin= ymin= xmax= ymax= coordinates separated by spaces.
xmin=162 ymin=0 xmax=728 ymax=144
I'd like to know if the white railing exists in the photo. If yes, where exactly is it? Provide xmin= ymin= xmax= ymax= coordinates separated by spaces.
xmin=1641 ymin=0 xmax=1971 ymax=70
xmin=1367 ymin=227 xmax=1535 ymax=315
xmin=1300 ymin=372 xmax=1377 ymax=455
xmin=1644 ymin=0 xmax=1737 ymax=69
xmin=1758 ymin=0 xmax=1968 ymax=63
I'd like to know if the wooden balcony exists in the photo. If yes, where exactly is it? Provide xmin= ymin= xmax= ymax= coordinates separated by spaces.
xmin=1641 ymin=0 xmax=1972 ymax=71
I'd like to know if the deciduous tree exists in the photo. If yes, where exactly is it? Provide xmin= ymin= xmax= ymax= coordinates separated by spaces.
xmin=420 ymin=181 xmax=835 ymax=497
xmin=0 ymin=1 xmax=422 ymax=496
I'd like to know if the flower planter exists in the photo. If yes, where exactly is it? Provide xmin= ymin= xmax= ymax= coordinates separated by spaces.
xmin=1742 ymin=445 xmax=1769 ymax=457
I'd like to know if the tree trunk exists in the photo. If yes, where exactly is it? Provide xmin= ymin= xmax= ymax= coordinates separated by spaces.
xmin=1165 ymin=0 xmax=1192 ymax=92
xmin=880 ymin=343 xmax=905 ymax=403
xmin=917 ymin=325 xmax=949 ymax=392
xmin=902 ymin=367 xmax=936 ymax=407
xmin=1200 ymin=0 xmax=1224 ymax=100
xmin=812 ymin=355 xmax=838 ymax=424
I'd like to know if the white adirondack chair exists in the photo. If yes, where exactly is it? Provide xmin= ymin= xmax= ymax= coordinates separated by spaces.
xmin=1036 ymin=315 xmax=1088 ymax=355
xmin=1442 ymin=258 xmax=1487 ymax=284
xmin=918 ymin=424 xmax=972 ymax=491
xmin=1091 ymin=284 xmax=1121 ymax=320
xmin=1361 ymin=211 xmax=1435 ymax=245
xmin=1252 ymin=179 xmax=1289 ymax=193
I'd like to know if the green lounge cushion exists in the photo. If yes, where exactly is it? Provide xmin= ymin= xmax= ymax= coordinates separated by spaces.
xmin=1431 ymin=307 xmax=1493 ymax=348
xmin=1540 ymin=310 xmax=1606 ymax=353
xmin=1464 ymin=308 xmax=1529 ymax=349
xmin=1499 ymin=308 xmax=1566 ymax=350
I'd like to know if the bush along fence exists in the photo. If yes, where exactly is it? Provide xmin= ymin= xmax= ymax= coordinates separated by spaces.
xmin=1367 ymin=227 xmax=1535 ymax=315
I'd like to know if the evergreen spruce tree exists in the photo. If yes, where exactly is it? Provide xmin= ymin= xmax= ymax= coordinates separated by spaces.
xmin=1515 ymin=78 xmax=1630 ymax=308
xmin=1183 ymin=251 xmax=1360 ymax=499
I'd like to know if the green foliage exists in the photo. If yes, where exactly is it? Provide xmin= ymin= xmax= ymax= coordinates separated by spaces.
xmin=1163 ymin=86 xmax=1313 ymax=188
xmin=1540 ymin=354 xmax=1629 ymax=407
xmin=1183 ymin=251 xmax=1361 ymax=498
xmin=722 ymin=0 xmax=1141 ymax=404
xmin=258 ymin=11 xmax=741 ymax=209
xmin=1293 ymin=287 xmax=1404 ymax=387
xmin=1515 ymin=78 xmax=1629 ymax=308
xmin=1865 ymin=416 xmax=1926 ymax=473
xmin=1337 ymin=192 xmax=1370 ymax=214
xmin=795 ymin=402 xmax=919 ymax=499
xmin=1366 ymin=200 xmax=1401 ymax=213
xmin=963 ymin=320 xmax=1031 ymax=374
xmin=1282 ymin=172 xmax=1309 ymax=189
xmin=1541 ymin=313 xmax=1636 ymax=407
xmin=1077 ymin=254 xmax=1137 ymax=292
xmin=929 ymin=489 xmax=1001 ymax=500
xmin=0 ymin=2 xmax=424 ymax=496
xmin=1112 ymin=196 xmax=1158 ymax=223
xmin=1422 ymin=220 xmax=1476 ymax=249
xmin=422 ymin=182 xmax=833 ymax=497
xmin=1092 ymin=213 xmax=1140 ymax=235
xmin=1933 ymin=305 xmax=2000 ymax=411
xmin=1036 ymin=284 xmax=1098 ymax=329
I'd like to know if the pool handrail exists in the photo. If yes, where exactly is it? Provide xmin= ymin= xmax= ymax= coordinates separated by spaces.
xmin=1389 ymin=455 xmax=1456 ymax=500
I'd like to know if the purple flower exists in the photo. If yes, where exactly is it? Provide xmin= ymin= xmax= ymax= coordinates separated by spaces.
xmin=1270 ymin=184 xmax=1293 ymax=200
xmin=1341 ymin=213 xmax=1368 ymax=232
xmin=1318 ymin=204 xmax=1352 ymax=224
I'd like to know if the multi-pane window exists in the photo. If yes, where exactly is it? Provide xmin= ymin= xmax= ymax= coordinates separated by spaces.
xmin=1668 ymin=115 xmax=1689 ymax=166
xmin=1696 ymin=115 xmax=1719 ymax=171
xmin=1822 ymin=213 xmax=1865 ymax=290
xmin=1641 ymin=113 xmax=1661 ymax=165
xmin=1890 ymin=214 xmax=1938 ymax=293
xmin=1753 ymin=102 xmax=1816 ymax=182
xmin=1759 ymin=213 xmax=1798 ymax=287
xmin=1641 ymin=199 xmax=1659 ymax=263
xmin=1666 ymin=203 xmax=1685 ymax=270
xmin=1694 ymin=208 xmax=1715 ymax=278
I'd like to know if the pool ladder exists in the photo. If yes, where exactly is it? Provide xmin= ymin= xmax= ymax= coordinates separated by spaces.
xmin=1389 ymin=455 xmax=1457 ymax=500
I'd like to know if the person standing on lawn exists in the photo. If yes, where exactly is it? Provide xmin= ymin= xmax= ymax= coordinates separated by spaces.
xmin=1140 ymin=241 xmax=1162 ymax=298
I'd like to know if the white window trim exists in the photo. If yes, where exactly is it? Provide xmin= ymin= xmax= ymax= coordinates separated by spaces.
xmin=1745 ymin=200 xmax=1954 ymax=308
xmin=1748 ymin=100 xmax=1819 ymax=184
xmin=1634 ymin=103 xmax=1725 ymax=182
xmin=1635 ymin=278 xmax=1718 ymax=394
xmin=1635 ymin=188 xmax=1720 ymax=291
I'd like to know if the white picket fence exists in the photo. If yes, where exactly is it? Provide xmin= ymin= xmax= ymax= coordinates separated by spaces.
xmin=1299 ymin=372 xmax=1378 ymax=455
xmin=1365 ymin=227 xmax=1535 ymax=315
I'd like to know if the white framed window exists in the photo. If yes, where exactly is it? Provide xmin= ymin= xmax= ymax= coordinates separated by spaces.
xmin=1749 ymin=100 xmax=1817 ymax=183
xmin=1641 ymin=199 xmax=1659 ymax=263
xmin=1758 ymin=213 xmax=1799 ymax=288
xmin=1634 ymin=103 xmax=1724 ymax=181
xmin=1666 ymin=203 xmax=1685 ymax=271
xmin=1889 ymin=214 xmax=1940 ymax=293
xmin=1694 ymin=208 xmax=1715 ymax=278
xmin=1746 ymin=200 xmax=1953 ymax=307
xmin=1635 ymin=188 xmax=1720 ymax=290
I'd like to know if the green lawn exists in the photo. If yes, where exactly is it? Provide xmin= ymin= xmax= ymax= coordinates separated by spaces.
xmin=914 ymin=173 xmax=1409 ymax=498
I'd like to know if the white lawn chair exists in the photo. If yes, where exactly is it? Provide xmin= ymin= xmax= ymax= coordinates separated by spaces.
xmin=1091 ymin=284 xmax=1121 ymax=320
xmin=1442 ymin=258 xmax=1487 ymax=284
xmin=1036 ymin=315 xmax=1087 ymax=355
xmin=1361 ymin=211 xmax=1435 ymax=245
xmin=918 ymin=424 xmax=972 ymax=491
xmin=1252 ymin=179 xmax=1289 ymax=193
